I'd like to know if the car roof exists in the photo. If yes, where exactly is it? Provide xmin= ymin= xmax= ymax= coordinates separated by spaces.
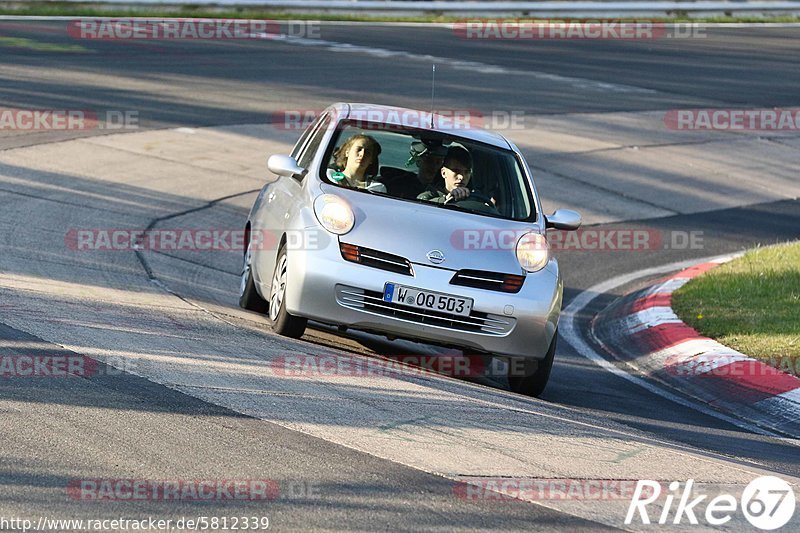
xmin=330 ymin=102 xmax=513 ymax=150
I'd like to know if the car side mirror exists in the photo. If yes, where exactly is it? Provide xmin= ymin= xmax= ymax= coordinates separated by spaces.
xmin=545 ymin=209 xmax=582 ymax=230
xmin=268 ymin=154 xmax=306 ymax=179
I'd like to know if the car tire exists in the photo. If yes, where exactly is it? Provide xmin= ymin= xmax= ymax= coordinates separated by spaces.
xmin=239 ymin=242 xmax=268 ymax=313
xmin=268 ymin=245 xmax=308 ymax=338
xmin=507 ymin=329 xmax=557 ymax=398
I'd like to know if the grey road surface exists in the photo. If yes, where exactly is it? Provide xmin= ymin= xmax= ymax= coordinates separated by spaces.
xmin=1 ymin=20 xmax=799 ymax=530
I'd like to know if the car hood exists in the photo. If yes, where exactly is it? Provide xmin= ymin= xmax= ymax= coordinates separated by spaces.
xmin=329 ymin=187 xmax=537 ymax=274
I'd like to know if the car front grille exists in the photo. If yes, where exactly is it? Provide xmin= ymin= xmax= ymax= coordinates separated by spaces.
xmin=335 ymin=285 xmax=515 ymax=336
xmin=340 ymin=243 xmax=413 ymax=276
xmin=450 ymin=269 xmax=525 ymax=293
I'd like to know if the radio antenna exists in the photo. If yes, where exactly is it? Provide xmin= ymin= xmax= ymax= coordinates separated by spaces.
xmin=430 ymin=64 xmax=436 ymax=128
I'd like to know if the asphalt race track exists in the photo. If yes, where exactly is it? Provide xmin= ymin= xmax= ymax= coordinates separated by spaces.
xmin=1 ymin=20 xmax=799 ymax=530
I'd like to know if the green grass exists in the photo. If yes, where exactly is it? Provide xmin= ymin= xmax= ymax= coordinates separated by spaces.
xmin=0 ymin=4 xmax=799 ymax=23
xmin=0 ymin=36 xmax=91 ymax=51
xmin=672 ymin=242 xmax=800 ymax=376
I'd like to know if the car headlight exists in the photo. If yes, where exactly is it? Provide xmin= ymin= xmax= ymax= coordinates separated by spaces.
xmin=516 ymin=231 xmax=549 ymax=272
xmin=314 ymin=194 xmax=355 ymax=235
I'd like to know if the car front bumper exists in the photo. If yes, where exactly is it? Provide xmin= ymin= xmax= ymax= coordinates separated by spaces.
xmin=260 ymin=238 xmax=561 ymax=360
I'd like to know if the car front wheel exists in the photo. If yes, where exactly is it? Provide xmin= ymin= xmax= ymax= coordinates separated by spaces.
xmin=507 ymin=329 xmax=557 ymax=397
xmin=239 ymin=243 xmax=268 ymax=313
xmin=268 ymin=245 xmax=308 ymax=338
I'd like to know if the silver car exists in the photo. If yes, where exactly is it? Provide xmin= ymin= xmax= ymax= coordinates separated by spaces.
xmin=239 ymin=103 xmax=580 ymax=396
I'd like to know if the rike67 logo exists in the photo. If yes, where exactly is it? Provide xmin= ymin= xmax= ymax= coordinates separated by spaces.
xmin=626 ymin=477 xmax=796 ymax=530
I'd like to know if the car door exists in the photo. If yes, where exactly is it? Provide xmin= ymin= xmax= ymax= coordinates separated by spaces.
xmin=253 ymin=112 xmax=332 ymax=292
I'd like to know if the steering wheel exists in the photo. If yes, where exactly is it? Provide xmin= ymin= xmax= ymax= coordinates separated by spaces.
xmin=445 ymin=191 xmax=498 ymax=214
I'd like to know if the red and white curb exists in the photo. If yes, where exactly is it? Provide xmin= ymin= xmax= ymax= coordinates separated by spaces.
xmin=590 ymin=257 xmax=800 ymax=437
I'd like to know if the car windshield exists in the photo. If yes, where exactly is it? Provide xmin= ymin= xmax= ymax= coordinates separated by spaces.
xmin=320 ymin=121 xmax=536 ymax=221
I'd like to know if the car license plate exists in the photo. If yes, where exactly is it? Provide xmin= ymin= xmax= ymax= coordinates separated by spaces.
xmin=383 ymin=283 xmax=473 ymax=317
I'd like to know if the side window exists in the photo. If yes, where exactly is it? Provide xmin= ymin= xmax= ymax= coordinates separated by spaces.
xmin=290 ymin=113 xmax=324 ymax=160
xmin=297 ymin=115 xmax=332 ymax=170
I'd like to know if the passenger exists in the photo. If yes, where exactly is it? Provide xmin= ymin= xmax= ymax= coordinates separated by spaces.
xmin=417 ymin=145 xmax=473 ymax=204
xmin=329 ymin=134 xmax=386 ymax=192
xmin=397 ymin=139 xmax=447 ymax=198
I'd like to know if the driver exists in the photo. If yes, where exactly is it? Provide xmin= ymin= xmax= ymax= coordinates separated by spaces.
xmin=417 ymin=145 xmax=473 ymax=204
